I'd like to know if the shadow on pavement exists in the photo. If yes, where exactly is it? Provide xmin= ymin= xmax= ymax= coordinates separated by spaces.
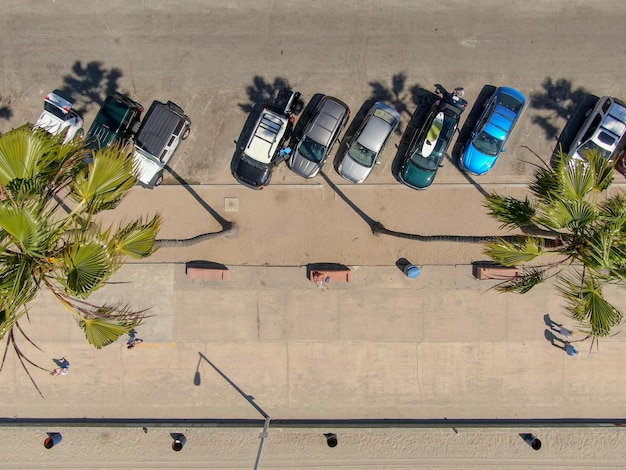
xmin=59 ymin=60 xmax=124 ymax=115
xmin=155 ymin=167 xmax=237 ymax=247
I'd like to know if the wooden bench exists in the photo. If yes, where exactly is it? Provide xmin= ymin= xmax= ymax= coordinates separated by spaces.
xmin=474 ymin=265 xmax=521 ymax=280
xmin=309 ymin=269 xmax=351 ymax=284
xmin=186 ymin=262 xmax=231 ymax=281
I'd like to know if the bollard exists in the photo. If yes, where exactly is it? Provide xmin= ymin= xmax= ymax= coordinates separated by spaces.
xmin=324 ymin=433 xmax=338 ymax=448
xmin=404 ymin=264 xmax=421 ymax=279
xmin=44 ymin=432 xmax=62 ymax=449
xmin=171 ymin=433 xmax=187 ymax=451
xmin=520 ymin=433 xmax=542 ymax=450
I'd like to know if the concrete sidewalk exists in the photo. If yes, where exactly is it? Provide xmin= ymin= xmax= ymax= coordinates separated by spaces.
xmin=4 ymin=263 xmax=626 ymax=421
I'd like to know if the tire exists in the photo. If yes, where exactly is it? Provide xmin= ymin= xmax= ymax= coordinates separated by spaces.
xmin=131 ymin=120 xmax=141 ymax=134
xmin=182 ymin=126 xmax=191 ymax=140
xmin=154 ymin=174 xmax=164 ymax=187
xmin=76 ymin=128 xmax=85 ymax=139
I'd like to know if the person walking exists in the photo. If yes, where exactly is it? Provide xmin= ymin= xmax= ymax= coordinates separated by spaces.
xmin=565 ymin=342 xmax=579 ymax=357
xmin=51 ymin=357 xmax=70 ymax=376
xmin=127 ymin=329 xmax=144 ymax=349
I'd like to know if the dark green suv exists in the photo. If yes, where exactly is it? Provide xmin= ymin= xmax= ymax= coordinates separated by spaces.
xmin=86 ymin=92 xmax=143 ymax=150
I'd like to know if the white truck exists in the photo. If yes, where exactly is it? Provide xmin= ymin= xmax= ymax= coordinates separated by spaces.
xmin=34 ymin=91 xmax=84 ymax=143
xmin=132 ymin=100 xmax=191 ymax=188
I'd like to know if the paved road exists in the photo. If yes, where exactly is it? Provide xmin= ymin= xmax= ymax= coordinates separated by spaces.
xmin=2 ymin=1 xmax=626 ymax=468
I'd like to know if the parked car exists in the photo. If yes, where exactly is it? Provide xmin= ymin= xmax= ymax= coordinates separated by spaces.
xmin=337 ymin=101 xmax=400 ymax=183
xmin=34 ymin=90 xmax=84 ymax=143
xmin=459 ymin=86 xmax=526 ymax=175
xmin=568 ymin=96 xmax=626 ymax=163
xmin=400 ymin=85 xmax=467 ymax=190
xmin=132 ymin=100 xmax=191 ymax=188
xmin=233 ymin=87 xmax=304 ymax=189
xmin=86 ymin=92 xmax=143 ymax=150
xmin=289 ymin=96 xmax=350 ymax=178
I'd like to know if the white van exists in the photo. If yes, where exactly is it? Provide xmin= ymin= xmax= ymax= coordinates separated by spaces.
xmin=133 ymin=101 xmax=191 ymax=187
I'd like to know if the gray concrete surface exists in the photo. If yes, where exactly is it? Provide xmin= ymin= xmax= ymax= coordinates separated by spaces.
xmin=2 ymin=0 xmax=626 ymax=467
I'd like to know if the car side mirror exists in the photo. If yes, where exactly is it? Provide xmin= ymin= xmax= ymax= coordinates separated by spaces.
xmin=502 ymin=148 xmax=507 ymax=153
xmin=439 ymin=163 xmax=445 ymax=168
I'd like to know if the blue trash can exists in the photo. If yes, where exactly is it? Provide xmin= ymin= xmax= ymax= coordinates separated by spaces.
xmin=404 ymin=265 xmax=421 ymax=279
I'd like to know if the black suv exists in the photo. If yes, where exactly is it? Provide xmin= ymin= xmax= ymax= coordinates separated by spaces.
xmin=86 ymin=92 xmax=143 ymax=150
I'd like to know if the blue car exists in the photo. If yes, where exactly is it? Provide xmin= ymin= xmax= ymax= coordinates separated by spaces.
xmin=459 ymin=87 xmax=526 ymax=175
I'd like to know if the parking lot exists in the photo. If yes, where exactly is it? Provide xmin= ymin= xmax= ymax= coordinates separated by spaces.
xmin=2 ymin=1 xmax=626 ymax=468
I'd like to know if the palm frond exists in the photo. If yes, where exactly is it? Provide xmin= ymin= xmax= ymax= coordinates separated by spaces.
xmin=70 ymin=145 xmax=137 ymax=213
xmin=78 ymin=317 xmax=134 ymax=349
xmin=0 ymin=204 xmax=46 ymax=255
xmin=562 ymin=157 xmax=594 ymax=200
xmin=483 ymin=236 xmax=545 ymax=266
xmin=558 ymin=270 xmax=623 ymax=338
xmin=495 ymin=266 xmax=546 ymax=294
xmin=111 ymin=215 xmax=162 ymax=258
xmin=484 ymin=193 xmax=535 ymax=229
xmin=61 ymin=241 xmax=112 ymax=297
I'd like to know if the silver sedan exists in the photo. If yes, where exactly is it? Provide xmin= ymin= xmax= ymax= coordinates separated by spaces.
xmin=338 ymin=101 xmax=400 ymax=183
xmin=289 ymin=96 xmax=350 ymax=178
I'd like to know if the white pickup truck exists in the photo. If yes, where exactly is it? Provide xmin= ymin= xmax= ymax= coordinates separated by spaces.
xmin=34 ymin=91 xmax=84 ymax=144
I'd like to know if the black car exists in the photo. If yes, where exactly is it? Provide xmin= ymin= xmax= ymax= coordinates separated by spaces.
xmin=399 ymin=85 xmax=467 ymax=189
xmin=86 ymin=92 xmax=143 ymax=150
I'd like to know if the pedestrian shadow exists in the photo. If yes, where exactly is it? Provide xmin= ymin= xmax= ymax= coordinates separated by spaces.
xmin=193 ymin=352 xmax=268 ymax=419
xmin=155 ymin=167 xmax=237 ymax=248
xmin=544 ymin=329 xmax=567 ymax=350
xmin=58 ymin=60 xmax=124 ymax=115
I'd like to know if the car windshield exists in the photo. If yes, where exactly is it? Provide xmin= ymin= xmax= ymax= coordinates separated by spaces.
xmin=43 ymin=101 xmax=68 ymax=120
xmin=98 ymin=100 xmax=129 ymax=131
xmin=473 ymin=130 xmax=502 ymax=156
xmin=409 ymin=153 xmax=439 ymax=171
xmin=298 ymin=136 xmax=326 ymax=163
xmin=497 ymin=93 xmax=523 ymax=113
xmin=597 ymin=131 xmax=617 ymax=147
xmin=577 ymin=140 xmax=612 ymax=160
xmin=347 ymin=141 xmax=377 ymax=167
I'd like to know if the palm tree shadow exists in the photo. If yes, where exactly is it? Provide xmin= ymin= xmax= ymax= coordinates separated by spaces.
xmin=319 ymin=170 xmax=501 ymax=244
xmin=155 ymin=167 xmax=237 ymax=248
xmin=368 ymin=72 xmax=415 ymax=136
xmin=238 ymin=75 xmax=291 ymax=114
xmin=58 ymin=60 xmax=124 ymax=115
xmin=530 ymin=77 xmax=590 ymax=141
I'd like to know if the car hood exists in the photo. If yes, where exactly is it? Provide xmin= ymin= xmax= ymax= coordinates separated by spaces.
xmin=234 ymin=156 xmax=271 ymax=189
xmin=339 ymin=154 xmax=372 ymax=183
xmin=400 ymin=160 xmax=436 ymax=189
xmin=289 ymin=152 xmax=321 ymax=178
xmin=461 ymin=143 xmax=496 ymax=175
xmin=133 ymin=148 xmax=163 ymax=186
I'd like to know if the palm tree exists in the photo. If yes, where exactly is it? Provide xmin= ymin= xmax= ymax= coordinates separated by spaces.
xmin=484 ymin=149 xmax=625 ymax=345
xmin=0 ymin=126 xmax=161 ymax=391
